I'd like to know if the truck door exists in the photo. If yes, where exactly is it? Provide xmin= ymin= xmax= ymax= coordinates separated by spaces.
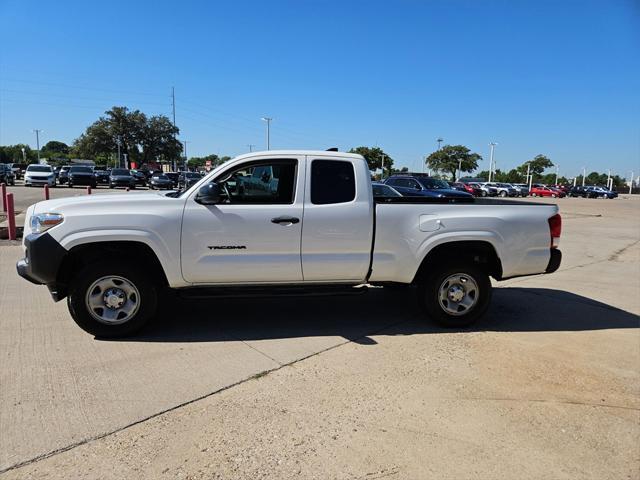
xmin=301 ymin=157 xmax=374 ymax=282
xmin=181 ymin=156 xmax=305 ymax=284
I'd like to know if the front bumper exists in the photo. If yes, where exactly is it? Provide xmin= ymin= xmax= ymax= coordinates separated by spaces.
xmin=69 ymin=176 xmax=95 ymax=185
xmin=25 ymin=177 xmax=55 ymax=186
xmin=16 ymin=232 xmax=68 ymax=300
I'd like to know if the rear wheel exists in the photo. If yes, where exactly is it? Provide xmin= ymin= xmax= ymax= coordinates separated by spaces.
xmin=416 ymin=263 xmax=491 ymax=328
xmin=499 ymin=190 xmax=507 ymax=197
xmin=67 ymin=262 xmax=158 ymax=337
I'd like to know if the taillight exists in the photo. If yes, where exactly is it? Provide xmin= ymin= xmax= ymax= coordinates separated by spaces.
xmin=548 ymin=214 xmax=561 ymax=248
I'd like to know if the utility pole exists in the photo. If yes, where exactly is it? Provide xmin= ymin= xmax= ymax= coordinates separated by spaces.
xmin=183 ymin=140 xmax=189 ymax=171
xmin=247 ymin=144 xmax=255 ymax=152
xmin=526 ymin=163 xmax=533 ymax=191
xmin=488 ymin=142 xmax=497 ymax=182
xmin=380 ymin=154 xmax=386 ymax=180
xmin=33 ymin=129 xmax=42 ymax=163
xmin=582 ymin=167 xmax=586 ymax=187
xmin=261 ymin=117 xmax=272 ymax=150
xmin=172 ymin=86 xmax=178 ymax=172
xmin=116 ymin=136 xmax=122 ymax=168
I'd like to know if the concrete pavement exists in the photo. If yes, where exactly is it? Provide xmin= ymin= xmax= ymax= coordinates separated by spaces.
xmin=1 ymin=196 xmax=638 ymax=479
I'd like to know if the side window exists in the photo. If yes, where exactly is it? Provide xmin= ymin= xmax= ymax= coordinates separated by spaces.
xmin=395 ymin=178 xmax=410 ymax=187
xmin=311 ymin=160 xmax=356 ymax=205
xmin=386 ymin=178 xmax=398 ymax=186
xmin=215 ymin=160 xmax=297 ymax=204
xmin=407 ymin=179 xmax=420 ymax=189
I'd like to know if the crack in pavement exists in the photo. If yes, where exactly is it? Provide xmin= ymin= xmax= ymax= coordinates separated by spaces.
xmin=0 ymin=319 xmax=408 ymax=475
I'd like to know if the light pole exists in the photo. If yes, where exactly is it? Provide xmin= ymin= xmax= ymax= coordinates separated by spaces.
xmin=116 ymin=136 xmax=122 ymax=168
xmin=21 ymin=147 xmax=26 ymax=163
xmin=554 ymin=165 xmax=559 ymax=185
xmin=630 ymin=171 xmax=634 ymax=195
xmin=437 ymin=137 xmax=443 ymax=151
xmin=457 ymin=159 xmax=462 ymax=181
xmin=33 ymin=129 xmax=42 ymax=163
xmin=380 ymin=154 xmax=386 ymax=180
xmin=488 ymin=142 xmax=497 ymax=182
xmin=247 ymin=144 xmax=255 ymax=152
xmin=261 ymin=117 xmax=272 ymax=150
xmin=182 ymin=140 xmax=189 ymax=171
xmin=526 ymin=163 xmax=533 ymax=191
xmin=582 ymin=167 xmax=586 ymax=187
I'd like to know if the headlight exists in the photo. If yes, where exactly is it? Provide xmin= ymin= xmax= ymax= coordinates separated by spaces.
xmin=30 ymin=213 xmax=64 ymax=234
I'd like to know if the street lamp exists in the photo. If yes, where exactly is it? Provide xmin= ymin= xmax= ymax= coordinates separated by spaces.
xmin=488 ymin=142 xmax=497 ymax=182
xmin=33 ymin=129 xmax=43 ymax=163
xmin=21 ymin=148 xmax=26 ymax=163
xmin=437 ymin=137 xmax=443 ymax=151
xmin=261 ymin=117 xmax=272 ymax=150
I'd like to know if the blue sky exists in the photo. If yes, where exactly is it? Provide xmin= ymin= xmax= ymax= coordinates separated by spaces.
xmin=1 ymin=0 xmax=638 ymax=177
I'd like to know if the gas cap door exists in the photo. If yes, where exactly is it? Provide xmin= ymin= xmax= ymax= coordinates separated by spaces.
xmin=419 ymin=214 xmax=442 ymax=232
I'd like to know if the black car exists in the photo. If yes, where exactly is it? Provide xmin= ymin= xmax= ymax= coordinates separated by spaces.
xmin=568 ymin=185 xmax=595 ymax=198
xmin=109 ymin=168 xmax=136 ymax=189
xmin=178 ymin=172 xmax=201 ymax=189
xmin=384 ymin=174 xmax=473 ymax=198
xmin=148 ymin=173 xmax=174 ymax=190
xmin=94 ymin=169 xmax=110 ymax=184
xmin=68 ymin=166 xmax=97 ymax=188
xmin=130 ymin=170 xmax=148 ymax=187
xmin=58 ymin=165 xmax=71 ymax=185
xmin=0 ymin=163 xmax=16 ymax=185
xmin=165 ymin=172 xmax=180 ymax=188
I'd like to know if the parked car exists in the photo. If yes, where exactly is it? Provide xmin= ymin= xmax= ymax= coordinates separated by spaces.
xmin=165 ymin=172 xmax=180 ymax=188
xmin=109 ymin=168 xmax=136 ymax=189
xmin=587 ymin=186 xmax=618 ymax=199
xmin=512 ymin=184 xmax=530 ymax=197
xmin=447 ymin=182 xmax=468 ymax=192
xmin=57 ymin=166 xmax=72 ymax=185
xmin=483 ymin=182 xmax=518 ymax=197
xmin=130 ymin=170 xmax=148 ymax=187
xmin=384 ymin=175 xmax=472 ymax=198
xmin=24 ymin=164 xmax=56 ymax=187
xmin=16 ymin=149 xmax=562 ymax=337
xmin=0 ymin=163 xmax=16 ymax=185
xmin=94 ymin=169 xmax=110 ymax=184
xmin=9 ymin=163 xmax=27 ymax=179
xmin=178 ymin=171 xmax=202 ymax=189
xmin=530 ymin=186 xmax=565 ymax=198
xmin=371 ymin=182 xmax=402 ymax=197
xmin=68 ymin=166 xmax=97 ymax=188
xmin=149 ymin=173 xmax=175 ymax=190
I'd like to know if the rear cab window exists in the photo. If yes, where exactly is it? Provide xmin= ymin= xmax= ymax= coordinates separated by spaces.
xmin=310 ymin=160 xmax=356 ymax=205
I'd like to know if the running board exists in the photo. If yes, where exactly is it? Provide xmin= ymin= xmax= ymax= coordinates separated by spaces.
xmin=176 ymin=284 xmax=370 ymax=300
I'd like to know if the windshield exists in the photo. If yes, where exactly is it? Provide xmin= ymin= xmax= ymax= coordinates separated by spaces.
xmin=153 ymin=174 xmax=168 ymax=180
xmin=185 ymin=172 xmax=200 ymax=178
xmin=26 ymin=165 xmax=52 ymax=173
xmin=111 ymin=169 xmax=130 ymax=176
xmin=70 ymin=166 xmax=93 ymax=173
xmin=418 ymin=178 xmax=450 ymax=189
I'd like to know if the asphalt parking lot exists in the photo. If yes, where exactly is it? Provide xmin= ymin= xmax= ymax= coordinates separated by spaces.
xmin=0 ymin=191 xmax=638 ymax=479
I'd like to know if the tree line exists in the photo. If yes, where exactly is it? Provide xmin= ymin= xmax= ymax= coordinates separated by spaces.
xmin=0 ymin=106 xmax=629 ymax=186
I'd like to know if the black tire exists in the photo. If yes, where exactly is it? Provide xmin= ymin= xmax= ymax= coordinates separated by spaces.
xmin=67 ymin=262 xmax=158 ymax=337
xmin=416 ymin=263 xmax=491 ymax=328
xmin=109 ymin=184 xmax=114 ymax=189
xmin=68 ymin=182 xmax=73 ymax=188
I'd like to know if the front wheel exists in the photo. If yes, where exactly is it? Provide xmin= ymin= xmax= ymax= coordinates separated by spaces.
xmin=67 ymin=262 xmax=158 ymax=337
xmin=499 ymin=191 xmax=507 ymax=197
xmin=416 ymin=263 xmax=491 ymax=328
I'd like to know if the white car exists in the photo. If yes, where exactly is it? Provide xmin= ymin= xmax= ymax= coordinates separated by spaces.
xmin=17 ymin=150 xmax=562 ymax=337
xmin=24 ymin=164 xmax=56 ymax=187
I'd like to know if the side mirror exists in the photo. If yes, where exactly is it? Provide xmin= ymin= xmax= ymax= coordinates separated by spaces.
xmin=195 ymin=182 xmax=221 ymax=205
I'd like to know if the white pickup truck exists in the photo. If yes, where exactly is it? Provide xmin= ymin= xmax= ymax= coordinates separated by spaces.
xmin=17 ymin=150 xmax=562 ymax=337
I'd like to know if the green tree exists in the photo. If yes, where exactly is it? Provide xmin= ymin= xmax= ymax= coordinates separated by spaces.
xmin=188 ymin=154 xmax=231 ymax=168
xmin=41 ymin=140 xmax=69 ymax=155
xmin=0 ymin=144 xmax=38 ymax=164
xmin=425 ymin=145 xmax=482 ymax=180
xmin=348 ymin=146 xmax=394 ymax=177
xmin=73 ymin=106 xmax=181 ymax=165
xmin=517 ymin=154 xmax=554 ymax=179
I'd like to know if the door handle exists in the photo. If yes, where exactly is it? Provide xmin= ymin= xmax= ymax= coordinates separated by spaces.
xmin=271 ymin=216 xmax=300 ymax=225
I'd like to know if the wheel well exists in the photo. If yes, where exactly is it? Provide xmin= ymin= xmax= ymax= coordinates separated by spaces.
xmin=55 ymin=241 xmax=169 ymax=298
xmin=412 ymin=241 xmax=503 ymax=283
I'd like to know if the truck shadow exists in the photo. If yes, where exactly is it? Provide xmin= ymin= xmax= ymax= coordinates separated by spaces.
xmin=124 ymin=287 xmax=639 ymax=343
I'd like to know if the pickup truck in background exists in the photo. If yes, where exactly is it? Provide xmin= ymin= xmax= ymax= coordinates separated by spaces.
xmin=16 ymin=150 xmax=562 ymax=337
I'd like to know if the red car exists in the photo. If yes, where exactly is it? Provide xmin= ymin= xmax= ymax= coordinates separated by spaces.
xmin=530 ymin=186 xmax=566 ymax=198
